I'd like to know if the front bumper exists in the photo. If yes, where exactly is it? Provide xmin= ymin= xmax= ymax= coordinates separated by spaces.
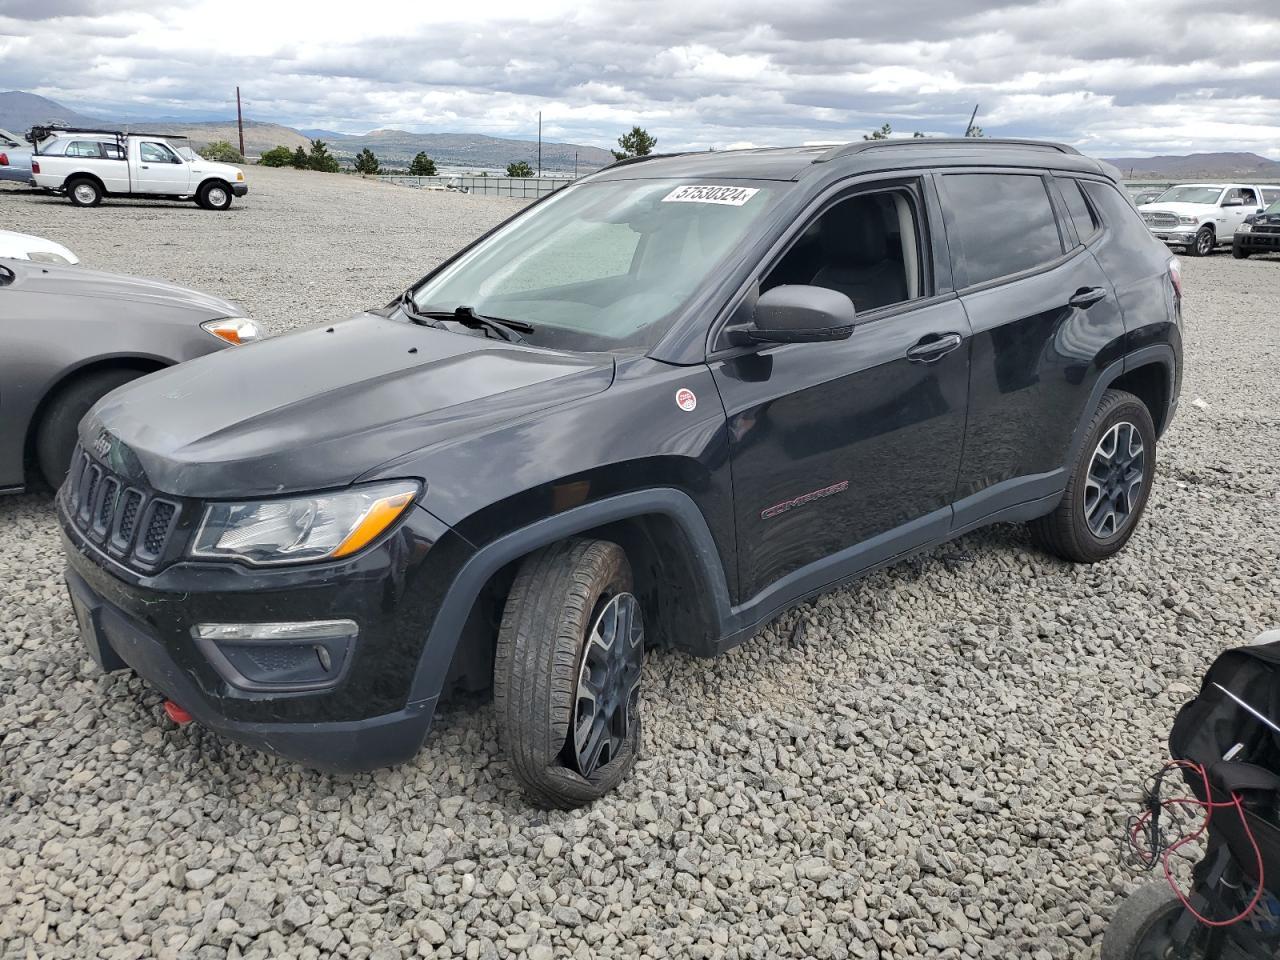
xmin=59 ymin=497 xmax=473 ymax=772
xmin=232 ymin=183 xmax=249 ymax=197
xmin=1149 ymin=227 xmax=1198 ymax=247
xmin=1235 ymin=230 xmax=1280 ymax=252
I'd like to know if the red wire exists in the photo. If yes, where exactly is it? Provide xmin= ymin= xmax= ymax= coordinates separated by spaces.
xmin=1137 ymin=760 xmax=1267 ymax=928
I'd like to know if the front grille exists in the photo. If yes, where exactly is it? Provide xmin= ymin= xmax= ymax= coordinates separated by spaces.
xmin=1252 ymin=224 xmax=1280 ymax=235
xmin=1143 ymin=212 xmax=1180 ymax=229
xmin=64 ymin=445 xmax=182 ymax=570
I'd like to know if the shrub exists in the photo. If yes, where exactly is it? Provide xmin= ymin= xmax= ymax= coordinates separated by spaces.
xmin=308 ymin=139 xmax=341 ymax=173
xmin=258 ymin=145 xmax=293 ymax=167
xmin=409 ymin=152 xmax=438 ymax=176
xmin=291 ymin=146 xmax=309 ymax=169
xmin=506 ymin=160 xmax=534 ymax=178
xmin=199 ymin=140 xmax=244 ymax=163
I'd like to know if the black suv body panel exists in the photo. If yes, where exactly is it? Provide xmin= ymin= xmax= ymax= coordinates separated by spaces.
xmin=59 ymin=139 xmax=1183 ymax=770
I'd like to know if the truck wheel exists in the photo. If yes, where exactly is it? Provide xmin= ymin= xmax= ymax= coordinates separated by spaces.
xmin=1029 ymin=389 xmax=1156 ymax=563
xmin=67 ymin=177 xmax=102 ymax=207
xmin=1100 ymin=882 xmax=1196 ymax=960
xmin=1233 ymin=241 xmax=1250 ymax=260
xmin=1186 ymin=225 xmax=1214 ymax=257
xmin=494 ymin=539 xmax=643 ymax=808
xmin=35 ymin=368 xmax=144 ymax=490
xmin=197 ymin=181 xmax=233 ymax=211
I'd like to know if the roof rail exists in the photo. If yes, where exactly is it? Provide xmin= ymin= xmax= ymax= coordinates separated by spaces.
xmin=599 ymin=151 xmax=687 ymax=171
xmin=27 ymin=124 xmax=190 ymax=144
xmin=813 ymin=138 xmax=1080 ymax=164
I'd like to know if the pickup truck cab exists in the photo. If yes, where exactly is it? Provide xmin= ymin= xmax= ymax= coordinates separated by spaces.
xmin=29 ymin=127 xmax=248 ymax=210
xmin=1138 ymin=183 xmax=1270 ymax=256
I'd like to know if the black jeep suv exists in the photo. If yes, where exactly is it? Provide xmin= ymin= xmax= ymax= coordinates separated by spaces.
xmin=60 ymin=139 xmax=1182 ymax=807
xmin=1233 ymin=197 xmax=1280 ymax=258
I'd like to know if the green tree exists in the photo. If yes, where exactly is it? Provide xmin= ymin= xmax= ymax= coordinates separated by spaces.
xmin=353 ymin=147 xmax=380 ymax=175
xmin=506 ymin=160 xmax=534 ymax=178
xmin=308 ymin=139 xmax=341 ymax=173
xmin=409 ymin=152 xmax=438 ymax=176
xmin=290 ymin=146 xmax=309 ymax=169
xmin=258 ymin=145 xmax=293 ymax=167
xmin=199 ymin=139 xmax=244 ymax=163
xmin=863 ymin=122 xmax=893 ymax=141
xmin=912 ymin=131 xmax=927 ymax=138
xmin=611 ymin=126 xmax=657 ymax=161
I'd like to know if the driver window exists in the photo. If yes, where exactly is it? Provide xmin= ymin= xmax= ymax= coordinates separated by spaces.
xmin=140 ymin=142 xmax=178 ymax=164
xmin=761 ymin=188 xmax=922 ymax=314
xmin=1240 ymin=188 xmax=1258 ymax=206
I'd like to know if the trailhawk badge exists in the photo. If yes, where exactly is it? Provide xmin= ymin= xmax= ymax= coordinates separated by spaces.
xmin=675 ymin=388 xmax=697 ymax=412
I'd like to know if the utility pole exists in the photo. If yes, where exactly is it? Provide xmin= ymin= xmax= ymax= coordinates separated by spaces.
xmin=574 ymin=151 xmax=578 ymax=179
xmin=236 ymin=86 xmax=245 ymax=157
xmin=964 ymin=103 xmax=979 ymax=138
xmin=537 ymin=111 xmax=542 ymax=177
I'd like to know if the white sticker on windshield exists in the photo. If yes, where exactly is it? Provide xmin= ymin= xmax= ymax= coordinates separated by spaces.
xmin=661 ymin=184 xmax=759 ymax=206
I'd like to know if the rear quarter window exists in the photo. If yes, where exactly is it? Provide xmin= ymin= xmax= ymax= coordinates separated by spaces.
xmin=1057 ymin=177 xmax=1099 ymax=244
xmin=939 ymin=173 xmax=1064 ymax=287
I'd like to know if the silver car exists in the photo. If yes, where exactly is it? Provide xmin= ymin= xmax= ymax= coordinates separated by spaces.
xmin=0 ymin=259 xmax=258 ymax=492
xmin=0 ymin=127 xmax=33 ymax=184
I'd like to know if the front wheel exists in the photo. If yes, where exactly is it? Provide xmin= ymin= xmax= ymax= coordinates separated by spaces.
xmin=1101 ymin=882 xmax=1196 ymax=960
xmin=1186 ymin=225 xmax=1214 ymax=257
xmin=1233 ymin=241 xmax=1250 ymax=260
xmin=197 ymin=181 xmax=233 ymax=211
xmin=35 ymin=368 xmax=143 ymax=489
xmin=1030 ymin=389 xmax=1157 ymax=563
xmin=494 ymin=539 xmax=643 ymax=808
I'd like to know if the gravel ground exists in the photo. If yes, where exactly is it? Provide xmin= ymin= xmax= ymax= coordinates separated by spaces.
xmin=2 ymin=168 xmax=1279 ymax=960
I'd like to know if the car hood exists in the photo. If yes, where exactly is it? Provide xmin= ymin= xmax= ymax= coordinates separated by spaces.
xmin=1138 ymin=202 xmax=1215 ymax=218
xmin=84 ymin=312 xmax=616 ymax=498
xmin=189 ymin=159 xmax=243 ymax=180
xmin=12 ymin=260 xmax=241 ymax=315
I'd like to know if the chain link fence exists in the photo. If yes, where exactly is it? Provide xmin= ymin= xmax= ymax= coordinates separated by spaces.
xmin=374 ymin=175 xmax=575 ymax=199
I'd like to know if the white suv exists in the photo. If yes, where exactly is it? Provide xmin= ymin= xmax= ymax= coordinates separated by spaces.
xmin=30 ymin=128 xmax=248 ymax=210
xmin=1138 ymin=183 xmax=1268 ymax=256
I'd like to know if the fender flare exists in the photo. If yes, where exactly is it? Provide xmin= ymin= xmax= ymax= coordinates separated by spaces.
xmin=63 ymin=171 xmax=107 ymax=195
xmin=405 ymin=488 xmax=733 ymax=706
xmin=1064 ymin=344 xmax=1176 ymax=468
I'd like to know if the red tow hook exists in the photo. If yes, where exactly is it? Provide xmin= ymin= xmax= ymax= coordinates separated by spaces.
xmin=163 ymin=700 xmax=193 ymax=725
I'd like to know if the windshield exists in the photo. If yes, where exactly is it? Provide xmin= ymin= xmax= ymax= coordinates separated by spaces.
xmin=410 ymin=178 xmax=783 ymax=352
xmin=1154 ymin=186 xmax=1224 ymax=205
xmin=1265 ymin=198 xmax=1280 ymax=215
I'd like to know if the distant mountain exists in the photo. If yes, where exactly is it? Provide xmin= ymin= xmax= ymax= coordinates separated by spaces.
xmin=0 ymin=90 xmax=106 ymax=130
xmin=0 ymin=90 xmax=612 ymax=173
xmin=1103 ymin=152 xmax=1280 ymax=179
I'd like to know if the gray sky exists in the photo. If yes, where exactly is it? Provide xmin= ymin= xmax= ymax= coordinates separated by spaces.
xmin=2 ymin=0 xmax=1279 ymax=156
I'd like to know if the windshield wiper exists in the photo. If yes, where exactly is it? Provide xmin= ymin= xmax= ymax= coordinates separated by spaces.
xmin=411 ymin=305 xmax=533 ymax=343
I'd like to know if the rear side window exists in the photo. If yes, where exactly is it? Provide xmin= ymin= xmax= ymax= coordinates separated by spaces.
xmin=1080 ymin=180 xmax=1155 ymax=252
xmin=1058 ymin=178 xmax=1099 ymax=244
xmin=939 ymin=173 xmax=1064 ymax=286
xmin=66 ymin=141 xmax=103 ymax=158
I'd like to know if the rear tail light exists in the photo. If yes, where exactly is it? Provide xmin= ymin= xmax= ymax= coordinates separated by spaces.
xmin=31 ymin=159 xmax=39 ymax=174
xmin=1168 ymin=257 xmax=1182 ymax=299
xmin=0 ymin=152 xmax=8 ymax=166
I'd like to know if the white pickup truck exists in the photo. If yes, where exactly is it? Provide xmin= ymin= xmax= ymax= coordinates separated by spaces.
xmin=1137 ymin=183 xmax=1275 ymax=257
xmin=29 ymin=127 xmax=248 ymax=210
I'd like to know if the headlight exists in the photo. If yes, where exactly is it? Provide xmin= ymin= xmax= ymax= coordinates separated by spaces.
xmin=191 ymin=481 xmax=420 ymax=565
xmin=202 ymin=317 xmax=259 ymax=345
xmin=1238 ymin=222 xmax=1252 ymax=233
xmin=26 ymin=251 xmax=74 ymax=265
xmin=1178 ymin=216 xmax=1198 ymax=225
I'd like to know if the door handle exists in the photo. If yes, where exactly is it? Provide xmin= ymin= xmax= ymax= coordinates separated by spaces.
xmin=1068 ymin=286 xmax=1107 ymax=309
xmin=906 ymin=332 xmax=963 ymax=363
xmin=140 ymin=164 xmax=150 ymax=169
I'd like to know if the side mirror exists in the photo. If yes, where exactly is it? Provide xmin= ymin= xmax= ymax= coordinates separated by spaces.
xmin=740 ymin=285 xmax=857 ymax=344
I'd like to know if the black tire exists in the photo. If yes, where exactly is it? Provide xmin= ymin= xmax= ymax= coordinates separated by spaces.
xmin=1186 ymin=224 xmax=1214 ymax=257
xmin=1029 ymin=389 xmax=1157 ymax=563
xmin=197 ymin=180 xmax=233 ymax=211
xmin=494 ymin=538 xmax=642 ymax=808
xmin=35 ymin=368 xmax=143 ymax=490
xmin=66 ymin=177 xmax=102 ymax=207
xmin=1100 ymin=882 xmax=1189 ymax=960
xmin=1233 ymin=241 xmax=1250 ymax=260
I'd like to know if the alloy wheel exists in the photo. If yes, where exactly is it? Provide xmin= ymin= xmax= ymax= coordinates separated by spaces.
xmin=571 ymin=592 xmax=643 ymax=777
xmin=1197 ymin=230 xmax=1212 ymax=255
xmin=1083 ymin=421 xmax=1145 ymax=539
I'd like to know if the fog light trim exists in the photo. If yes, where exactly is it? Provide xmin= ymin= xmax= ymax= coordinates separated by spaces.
xmin=192 ymin=620 xmax=358 ymax=693
xmin=193 ymin=620 xmax=358 ymax=642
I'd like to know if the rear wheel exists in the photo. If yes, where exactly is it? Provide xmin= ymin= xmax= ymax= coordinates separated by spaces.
xmin=67 ymin=177 xmax=102 ymax=207
xmin=494 ymin=539 xmax=643 ymax=808
xmin=1030 ymin=389 xmax=1156 ymax=563
xmin=197 ymin=180 xmax=233 ymax=210
xmin=35 ymin=368 xmax=144 ymax=490
xmin=1101 ymin=882 xmax=1196 ymax=960
xmin=1186 ymin=225 xmax=1214 ymax=257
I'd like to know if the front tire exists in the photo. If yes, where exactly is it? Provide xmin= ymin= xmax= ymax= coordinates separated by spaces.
xmin=494 ymin=539 xmax=643 ymax=808
xmin=1030 ymin=389 xmax=1157 ymax=563
xmin=1186 ymin=224 xmax=1214 ymax=257
xmin=66 ymin=177 xmax=103 ymax=207
xmin=197 ymin=180 xmax=233 ymax=210
xmin=35 ymin=368 xmax=144 ymax=490
xmin=1233 ymin=240 xmax=1250 ymax=259
xmin=1101 ymin=882 xmax=1194 ymax=960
